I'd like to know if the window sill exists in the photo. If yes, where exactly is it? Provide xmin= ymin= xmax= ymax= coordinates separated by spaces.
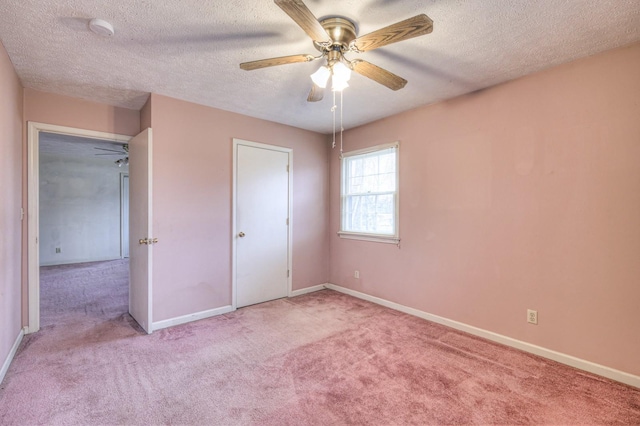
xmin=337 ymin=231 xmax=400 ymax=245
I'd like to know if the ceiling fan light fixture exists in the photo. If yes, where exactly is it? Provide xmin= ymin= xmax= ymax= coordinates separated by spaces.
xmin=310 ymin=65 xmax=331 ymax=88
xmin=331 ymin=78 xmax=349 ymax=92
xmin=242 ymin=0 xmax=433 ymax=155
xmin=332 ymin=61 xmax=352 ymax=82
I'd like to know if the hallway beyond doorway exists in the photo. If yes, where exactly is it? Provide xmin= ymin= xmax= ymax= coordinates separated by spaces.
xmin=40 ymin=259 xmax=131 ymax=329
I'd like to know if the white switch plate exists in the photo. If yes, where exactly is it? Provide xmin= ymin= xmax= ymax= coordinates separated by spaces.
xmin=527 ymin=309 xmax=538 ymax=324
xmin=354 ymin=270 xmax=360 ymax=279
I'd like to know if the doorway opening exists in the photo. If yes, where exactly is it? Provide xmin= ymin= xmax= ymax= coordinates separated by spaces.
xmin=27 ymin=122 xmax=132 ymax=333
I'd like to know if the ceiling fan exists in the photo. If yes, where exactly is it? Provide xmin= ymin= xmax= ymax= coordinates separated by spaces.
xmin=240 ymin=0 xmax=433 ymax=102
xmin=94 ymin=144 xmax=129 ymax=167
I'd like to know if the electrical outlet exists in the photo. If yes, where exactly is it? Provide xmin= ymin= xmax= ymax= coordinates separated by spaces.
xmin=55 ymin=247 xmax=61 ymax=254
xmin=527 ymin=309 xmax=538 ymax=325
xmin=354 ymin=270 xmax=360 ymax=279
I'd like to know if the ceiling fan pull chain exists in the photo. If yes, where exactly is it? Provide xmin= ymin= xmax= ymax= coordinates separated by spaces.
xmin=340 ymin=90 xmax=344 ymax=154
xmin=332 ymin=90 xmax=337 ymax=149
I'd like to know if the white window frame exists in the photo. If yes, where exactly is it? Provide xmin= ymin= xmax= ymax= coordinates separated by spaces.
xmin=338 ymin=141 xmax=400 ymax=244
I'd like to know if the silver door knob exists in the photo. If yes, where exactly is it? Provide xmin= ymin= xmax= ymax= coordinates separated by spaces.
xmin=238 ymin=232 xmax=245 ymax=238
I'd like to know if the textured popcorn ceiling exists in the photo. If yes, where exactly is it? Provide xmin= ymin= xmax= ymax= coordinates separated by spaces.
xmin=1 ymin=1 xmax=639 ymax=133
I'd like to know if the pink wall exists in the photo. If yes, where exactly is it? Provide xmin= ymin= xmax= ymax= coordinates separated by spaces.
xmin=23 ymin=88 xmax=141 ymax=136
xmin=329 ymin=43 xmax=640 ymax=376
xmin=21 ymin=89 xmax=141 ymax=323
xmin=146 ymin=94 xmax=329 ymax=321
xmin=0 ymin=42 xmax=24 ymax=371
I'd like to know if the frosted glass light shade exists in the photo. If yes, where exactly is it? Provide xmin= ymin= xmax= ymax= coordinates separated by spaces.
xmin=310 ymin=66 xmax=331 ymax=88
xmin=332 ymin=78 xmax=349 ymax=92
xmin=332 ymin=62 xmax=351 ymax=82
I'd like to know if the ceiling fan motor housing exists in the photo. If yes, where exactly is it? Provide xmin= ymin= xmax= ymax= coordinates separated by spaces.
xmin=315 ymin=17 xmax=357 ymax=52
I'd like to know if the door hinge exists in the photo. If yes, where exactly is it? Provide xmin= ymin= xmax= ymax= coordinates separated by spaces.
xmin=286 ymin=164 xmax=289 ymax=173
xmin=287 ymin=270 xmax=290 ymax=278
xmin=286 ymin=218 xmax=289 ymax=225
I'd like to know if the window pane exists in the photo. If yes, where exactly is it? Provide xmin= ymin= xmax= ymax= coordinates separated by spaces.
xmin=348 ymin=176 xmax=363 ymax=193
xmin=349 ymin=158 xmax=363 ymax=179
xmin=379 ymin=153 xmax=395 ymax=174
xmin=361 ymin=174 xmax=378 ymax=193
xmin=345 ymin=149 xmax=396 ymax=195
xmin=363 ymin=156 xmax=378 ymax=177
xmin=346 ymin=193 xmax=395 ymax=235
xmin=375 ymin=194 xmax=394 ymax=234
xmin=378 ymin=172 xmax=395 ymax=192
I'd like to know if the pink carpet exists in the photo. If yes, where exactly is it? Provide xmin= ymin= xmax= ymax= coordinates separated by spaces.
xmin=1 ymin=260 xmax=639 ymax=425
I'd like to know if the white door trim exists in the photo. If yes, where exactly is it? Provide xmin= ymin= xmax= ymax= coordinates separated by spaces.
xmin=26 ymin=121 xmax=132 ymax=334
xmin=232 ymin=138 xmax=293 ymax=309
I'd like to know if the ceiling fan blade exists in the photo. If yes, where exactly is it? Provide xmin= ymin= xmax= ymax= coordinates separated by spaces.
xmin=274 ymin=0 xmax=331 ymax=43
xmin=94 ymin=147 xmax=125 ymax=153
xmin=240 ymin=54 xmax=315 ymax=71
xmin=351 ymin=60 xmax=407 ymax=91
xmin=307 ymin=83 xmax=324 ymax=102
xmin=351 ymin=14 xmax=433 ymax=52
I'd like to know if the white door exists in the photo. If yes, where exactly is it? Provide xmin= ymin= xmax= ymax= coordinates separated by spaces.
xmin=128 ymin=128 xmax=154 ymax=333
xmin=121 ymin=173 xmax=130 ymax=258
xmin=234 ymin=140 xmax=291 ymax=308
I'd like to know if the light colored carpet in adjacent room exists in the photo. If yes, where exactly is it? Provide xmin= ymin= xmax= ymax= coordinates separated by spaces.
xmin=1 ymin=259 xmax=639 ymax=425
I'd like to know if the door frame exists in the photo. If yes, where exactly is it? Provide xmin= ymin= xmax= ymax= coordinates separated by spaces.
xmin=26 ymin=121 xmax=132 ymax=334
xmin=231 ymin=138 xmax=293 ymax=309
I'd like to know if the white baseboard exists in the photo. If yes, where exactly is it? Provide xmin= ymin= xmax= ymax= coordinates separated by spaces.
xmin=289 ymin=284 xmax=327 ymax=297
xmin=1 ymin=327 xmax=26 ymax=385
xmin=152 ymin=284 xmax=329 ymax=331
xmin=152 ymin=305 xmax=235 ymax=331
xmin=325 ymin=283 xmax=640 ymax=389
xmin=40 ymin=255 xmax=123 ymax=267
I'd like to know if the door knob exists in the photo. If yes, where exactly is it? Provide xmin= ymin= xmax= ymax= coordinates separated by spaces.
xmin=238 ymin=232 xmax=245 ymax=238
xmin=139 ymin=238 xmax=159 ymax=245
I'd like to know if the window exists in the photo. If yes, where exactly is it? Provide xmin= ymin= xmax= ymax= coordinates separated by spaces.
xmin=339 ymin=142 xmax=399 ymax=244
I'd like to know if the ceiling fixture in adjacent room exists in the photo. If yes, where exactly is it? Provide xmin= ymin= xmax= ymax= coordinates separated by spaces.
xmin=114 ymin=157 xmax=129 ymax=167
xmin=240 ymin=0 xmax=433 ymax=151
xmin=94 ymin=144 xmax=128 ymax=167
xmin=88 ymin=18 xmax=115 ymax=37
